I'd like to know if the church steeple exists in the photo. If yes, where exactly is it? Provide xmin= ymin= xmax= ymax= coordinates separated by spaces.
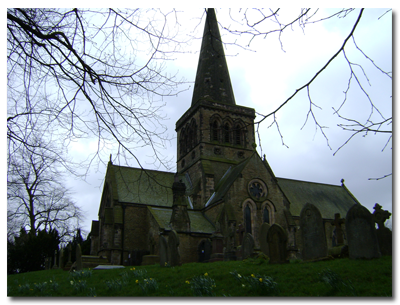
xmin=191 ymin=8 xmax=236 ymax=106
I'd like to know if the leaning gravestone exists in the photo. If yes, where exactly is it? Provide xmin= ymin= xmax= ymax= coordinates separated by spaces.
xmin=259 ymin=223 xmax=271 ymax=256
xmin=76 ymin=244 xmax=83 ymax=271
xmin=167 ymin=230 xmax=181 ymax=266
xmin=345 ymin=204 xmax=381 ymax=259
xmin=267 ymin=224 xmax=288 ymax=264
xmin=242 ymin=233 xmax=255 ymax=259
xmin=300 ymin=203 xmax=328 ymax=261
xmin=159 ymin=235 xmax=168 ymax=267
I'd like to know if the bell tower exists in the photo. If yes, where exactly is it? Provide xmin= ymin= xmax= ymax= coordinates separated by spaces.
xmin=176 ymin=8 xmax=256 ymax=208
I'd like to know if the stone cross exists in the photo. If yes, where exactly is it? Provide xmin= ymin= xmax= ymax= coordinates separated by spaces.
xmin=373 ymin=203 xmax=391 ymax=229
xmin=331 ymin=213 xmax=345 ymax=246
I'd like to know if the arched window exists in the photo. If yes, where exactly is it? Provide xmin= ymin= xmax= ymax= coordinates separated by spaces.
xmin=212 ymin=120 xmax=219 ymax=141
xmin=234 ymin=124 xmax=242 ymax=145
xmin=223 ymin=123 xmax=230 ymax=143
xmin=261 ymin=201 xmax=275 ymax=225
xmin=244 ymin=205 xmax=252 ymax=235
xmin=191 ymin=120 xmax=197 ymax=148
xmin=180 ymin=128 xmax=186 ymax=156
xmin=263 ymin=208 xmax=270 ymax=224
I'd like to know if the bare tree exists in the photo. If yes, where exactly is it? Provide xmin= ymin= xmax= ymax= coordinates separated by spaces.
xmin=7 ymin=127 xmax=84 ymax=241
xmin=7 ymin=8 xmax=189 ymax=172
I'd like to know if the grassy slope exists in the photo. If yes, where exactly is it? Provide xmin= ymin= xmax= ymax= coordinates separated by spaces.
xmin=7 ymin=256 xmax=392 ymax=297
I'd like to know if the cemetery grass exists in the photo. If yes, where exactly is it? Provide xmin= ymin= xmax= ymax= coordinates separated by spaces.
xmin=7 ymin=255 xmax=392 ymax=297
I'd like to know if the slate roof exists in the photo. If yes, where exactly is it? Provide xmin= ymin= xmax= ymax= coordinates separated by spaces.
xmin=206 ymin=155 xmax=253 ymax=206
xmin=277 ymin=178 xmax=360 ymax=219
xmin=148 ymin=206 xmax=215 ymax=234
xmin=110 ymin=165 xmax=175 ymax=207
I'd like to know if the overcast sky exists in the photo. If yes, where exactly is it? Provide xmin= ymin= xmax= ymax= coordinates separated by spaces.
xmin=63 ymin=8 xmax=392 ymax=234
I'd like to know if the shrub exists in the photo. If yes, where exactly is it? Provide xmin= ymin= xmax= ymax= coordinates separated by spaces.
xmin=190 ymin=274 xmax=216 ymax=297
xmin=230 ymin=270 xmax=279 ymax=296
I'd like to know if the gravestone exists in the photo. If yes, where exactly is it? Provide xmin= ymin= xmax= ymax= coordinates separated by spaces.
xmin=373 ymin=203 xmax=392 ymax=256
xmin=141 ymin=255 xmax=160 ymax=265
xmin=167 ymin=230 xmax=181 ymax=266
xmin=242 ymin=233 xmax=255 ymax=259
xmin=331 ymin=213 xmax=345 ymax=246
xmin=159 ymin=235 xmax=169 ymax=267
xmin=44 ymin=257 xmax=51 ymax=270
xmin=64 ymin=244 xmax=73 ymax=271
xmin=345 ymin=204 xmax=381 ymax=259
xmin=52 ymin=250 xmax=58 ymax=269
xmin=300 ymin=203 xmax=328 ymax=261
xmin=59 ymin=248 xmax=64 ymax=269
xmin=76 ymin=244 xmax=83 ymax=271
xmin=267 ymin=224 xmax=288 ymax=264
xmin=198 ymin=239 xmax=212 ymax=262
xmin=259 ymin=223 xmax=271 ymax=256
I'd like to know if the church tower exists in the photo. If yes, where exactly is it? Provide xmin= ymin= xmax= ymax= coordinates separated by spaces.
xmin=176 ymin=9 xmax=256 ymax=209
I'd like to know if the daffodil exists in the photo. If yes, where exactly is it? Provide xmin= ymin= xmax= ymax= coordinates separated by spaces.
xmin=251 ymin=274 xmax=255 ymax=278
xmin=259 ymin=278 xmax=263 ymax=282
xmin=204 ymin=272 xmax=208 ymax=276
xmin=135 ymin=280 xmax=139 ymax=284
xmin=185 ymin=280 xmax=190 ymax=284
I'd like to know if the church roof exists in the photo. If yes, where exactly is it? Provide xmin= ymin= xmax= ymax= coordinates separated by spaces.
xmin=191 ymin=8 xmax=236 ymax=106
xmin=277 ymin=178 xmax=360 ymax=219
xmin=148 ymin=206 xmax=215 ymax=234
xmin=110 ymin=165 xmax=175 ymax=206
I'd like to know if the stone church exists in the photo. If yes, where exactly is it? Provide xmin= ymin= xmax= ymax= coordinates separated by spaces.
xmin=90 ymin=9 xmax=363 ymax=265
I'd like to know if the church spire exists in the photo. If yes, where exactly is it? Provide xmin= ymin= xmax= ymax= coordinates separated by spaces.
xmin=191 ymin=8 xmax=236 ymax=106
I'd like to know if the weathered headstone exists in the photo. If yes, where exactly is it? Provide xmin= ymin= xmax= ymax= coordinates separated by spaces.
xmin=373 ymin=203 xmax=392 ymax=256
xmin=242 ymin=233 xmax=255 ymax=259
xmin=52 ymin=250 xmax=58 ymax=269
xmin=267 ymin=224 xmax=288 ymax=264
xmin=345 ymin=204 xmax=381 ymax=259
xmin=64 ymin=244 xmax=73 ymax=271
xmin=331 ymin=213 xmax=345 ymax=246
xmin=259 ymin=223 xmax=271 ymax=256
xmin=300 ymin=203 xmax=328 ymax=261
xmin=76 ymin=244 xmax=83 ymax=271
xmin=167 ymin=230 xmax=181 ymax=266
xmin=198 ymin=239 xmax=212 ymax=262
xmin=44 ymin=257 xmax=51 ymax=270
xmin=59 ymin=248 xmax=64 ymax=269
xmin=159 ymin=235 xmax=168 ymax=267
